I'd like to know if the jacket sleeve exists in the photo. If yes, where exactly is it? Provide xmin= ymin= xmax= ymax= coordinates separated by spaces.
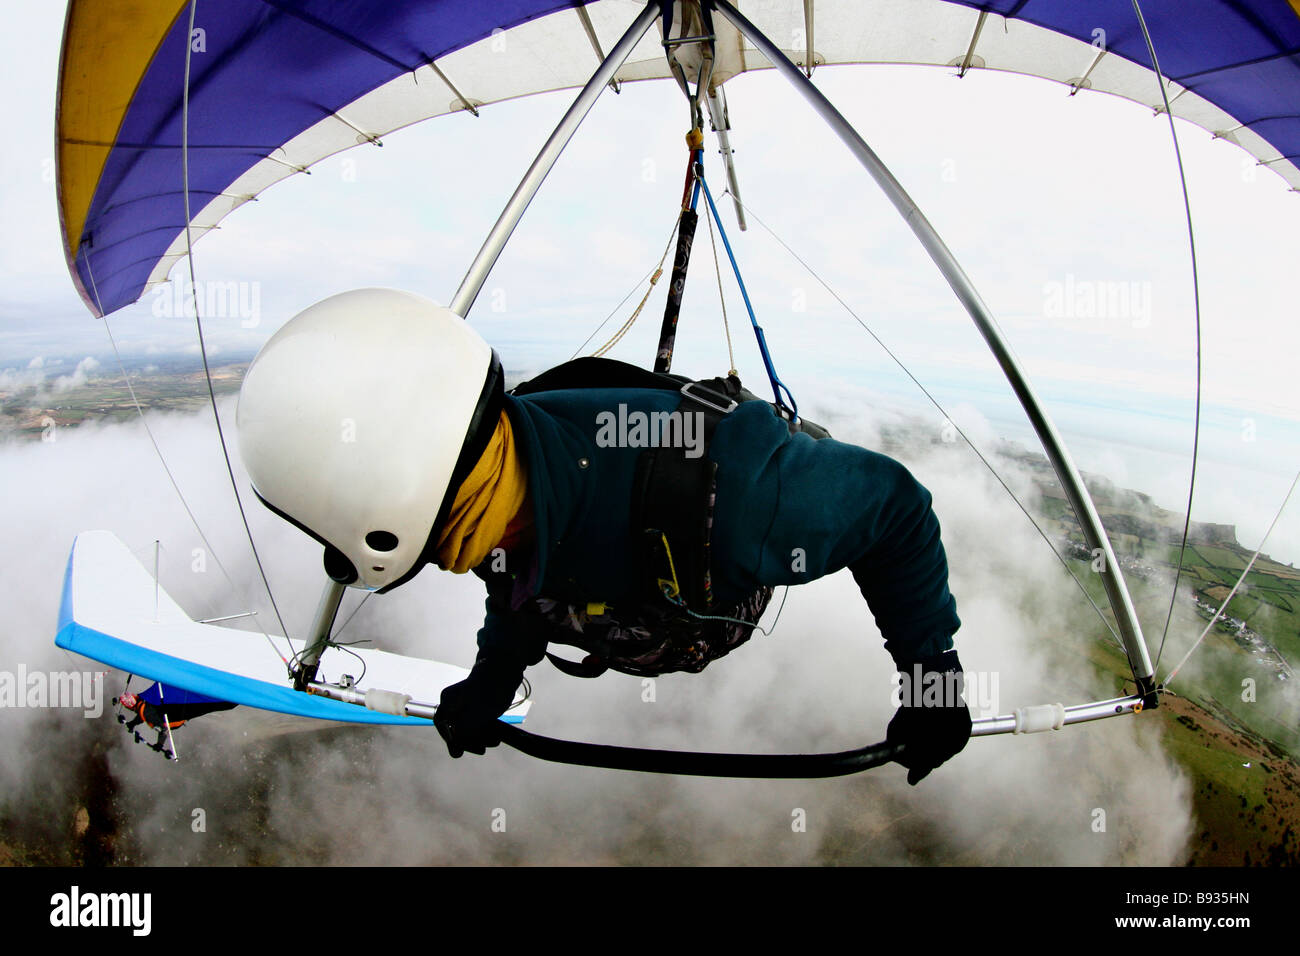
xmin=720 ymin=421 xmax=961 ymax=667
xmin=460 ymin=579 xmax=551 ymax=717
xmin=838 ymin=451 xmax=961 ymax=666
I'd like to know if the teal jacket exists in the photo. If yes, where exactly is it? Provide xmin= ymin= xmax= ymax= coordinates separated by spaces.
xmin=463 ymin=385 xmax=959 ymax=695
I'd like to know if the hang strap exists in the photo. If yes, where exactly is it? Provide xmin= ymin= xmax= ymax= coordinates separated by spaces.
xmin=654 ymin=128 xmax=706 ymax=373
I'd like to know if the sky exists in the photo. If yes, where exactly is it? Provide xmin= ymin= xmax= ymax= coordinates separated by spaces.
xmin=4 ymin=3 xmax=1299 ymax=568
xmin=1 ymin=0 xmax=1297 ymax=873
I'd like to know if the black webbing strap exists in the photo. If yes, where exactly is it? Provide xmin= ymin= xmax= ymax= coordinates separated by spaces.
xmin=654 ymin=207 xmax=699 ymax=373
xmin=544 ymin=650 xmax=608 ymax=678
xmin=630 ymin=380 xmax=736 ymax=610
xmin=497 ymin=723 xmax=904 ymax=778
xmin=512 ymin=355 xmax=687 ymax=395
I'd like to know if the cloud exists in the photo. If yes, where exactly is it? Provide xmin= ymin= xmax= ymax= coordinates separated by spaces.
xmin=0 ymin=364 xmax=46 ymax=391
xmin=0 ymin=393 xmax=1194 ymax=866
xmin=52 ymin=356 xmax=99 ymax=392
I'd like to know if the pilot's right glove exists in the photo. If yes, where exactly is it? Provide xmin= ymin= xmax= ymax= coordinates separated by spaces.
xmin=886 ymin=649 xmax=972 ymax=785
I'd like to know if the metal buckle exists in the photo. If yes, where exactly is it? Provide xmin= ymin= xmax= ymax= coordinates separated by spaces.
xmin=679 ymin=381 xmax=737 ymax=414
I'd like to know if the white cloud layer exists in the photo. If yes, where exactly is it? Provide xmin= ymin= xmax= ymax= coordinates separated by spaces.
xmin=0 ymin=397 xmax=1196 ymax=865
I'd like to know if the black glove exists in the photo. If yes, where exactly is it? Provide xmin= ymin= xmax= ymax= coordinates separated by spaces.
xmin=434 ymin=659 xmax=520 ymax=758
xmin=886 ymin=649 xmax=972 ymax=785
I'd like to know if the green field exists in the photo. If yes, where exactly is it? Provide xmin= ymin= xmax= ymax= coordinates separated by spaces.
xmin=1042 ymin=501 xmax=1300 ymax=756
xmin=0 ymin=356 xmax=249 ymax=440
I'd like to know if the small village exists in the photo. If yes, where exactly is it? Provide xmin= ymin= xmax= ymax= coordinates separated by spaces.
xmin=1190 ymin=592 xmax=1293 ymax=683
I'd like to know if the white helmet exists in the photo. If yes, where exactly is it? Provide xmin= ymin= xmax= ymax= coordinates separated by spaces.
xmin=236 ymin=288 xmax=504 ymax=592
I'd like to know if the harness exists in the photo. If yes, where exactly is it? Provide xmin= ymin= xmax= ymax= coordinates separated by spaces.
xmin=510 ymin=356 xmax=828 ymax=678
xmin=501 ymin=112 xmax=824 ymax=681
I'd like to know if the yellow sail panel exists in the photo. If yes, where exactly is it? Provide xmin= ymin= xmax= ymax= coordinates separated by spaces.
xmin=57 ymin=0 xmax=188 ymax=260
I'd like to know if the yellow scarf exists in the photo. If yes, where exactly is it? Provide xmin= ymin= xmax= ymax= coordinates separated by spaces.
xmin=434 ymin=410 xmax=528 ymax=574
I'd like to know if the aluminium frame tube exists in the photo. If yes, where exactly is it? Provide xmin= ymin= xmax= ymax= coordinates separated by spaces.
xmin=293 ymin=579 xmax=345 ymax=690
xmin=714 ymin=0 xmax=1156 ymax=700
xmin=449 ymin=2 xmax=661 ymax=317
xmin=294 ymin=6 xmax=661 ymax=678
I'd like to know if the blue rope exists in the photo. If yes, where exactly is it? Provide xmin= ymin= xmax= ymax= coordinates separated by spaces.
xmin=696 ymin=170 xmax=798 ymax=418
xmin=689 ymin=147 xmax=704 ymax=210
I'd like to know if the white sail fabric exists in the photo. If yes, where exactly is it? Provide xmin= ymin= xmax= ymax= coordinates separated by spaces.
xmin=145 ymin=0 xmax=1295 ymax=301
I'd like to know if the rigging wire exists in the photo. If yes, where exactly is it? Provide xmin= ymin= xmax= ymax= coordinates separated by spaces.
xmin=767 ymin=585 xmax=791 ymax=635
xmin=702 ymin=176 xmax=739 ymax=375
xmin=321 ymin=637 xmax=371 ymax=687
xmin=569 ymin=263 xmax=658 ymax=360
xmin=510 ymin=675 xmax=533 ymax=711
xmin=79 ymin=248 xmax=292 ymax=668
xmin=147 ymin=539 xmax=247 ymax=633
xmin=697 ymin=174 xmax=797 ymax=417
xmin=568 ymin=217 xmax=681 ymax=360
xmin=727 ymin=191 xmax=1126 ymax=648
xmin=282 ymin=596 xmax=374 ymax=678
xmin=1164 ymin=466 xmax=1299 ymax=686
xmin=591 ymin=213 xmax=683 ymax=357
xmin=180 ymin=0 xmax=294 ymax=663
xmin=332 ymin=591 xmax=372 ymax=639
xmin=1132 ymin=0 xmax=1204 ymax=676
xmin=286 ymin=591 xmax=375 ymax=683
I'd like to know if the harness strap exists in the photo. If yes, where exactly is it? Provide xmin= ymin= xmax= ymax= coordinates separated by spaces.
xmin=512 ymin=355 xmax=688 ymax=395
xmin=545 ymin=650 xmax=609 ymax=678
xmin=509 ymin=358 xmax=829 ymax=679
xmin=631 ymin=379 xmax=736 ymax=610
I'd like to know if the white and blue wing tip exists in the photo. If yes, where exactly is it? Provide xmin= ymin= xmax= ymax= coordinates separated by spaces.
xmin=55 ymin=532 xmax=526 ymax=726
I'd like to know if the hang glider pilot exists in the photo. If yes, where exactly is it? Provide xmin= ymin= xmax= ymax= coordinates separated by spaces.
xmin=116 ymin=690 xmax=236 ymax=748
xmin=236 ymin=289 xmax=970 ymax=784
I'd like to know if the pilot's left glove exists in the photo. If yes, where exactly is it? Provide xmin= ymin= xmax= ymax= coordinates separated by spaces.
xmin=886 ymin=649 xmax=972 ymax=785
xmin=434 ymin=656 xmax=521 ymax=759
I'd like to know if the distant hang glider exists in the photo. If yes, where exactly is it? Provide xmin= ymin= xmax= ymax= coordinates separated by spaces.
xmin=52 ymin=0 xmax=1300 ymax=775
xmin=57 ymin=531 xmax=531 ymax=727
